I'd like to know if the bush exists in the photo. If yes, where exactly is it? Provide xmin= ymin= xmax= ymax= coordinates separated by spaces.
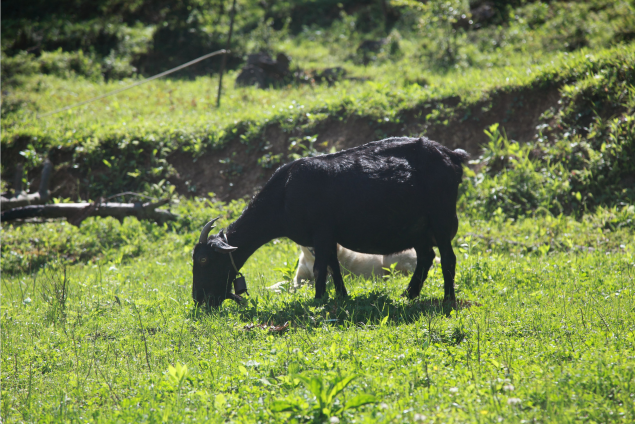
xmin=0 ymin=51 xmax=39 ymax=86
xmin=38 ymin=49 xmax=103 ymax=81
xmin=461 ymin=116 xmax=635 ymax=218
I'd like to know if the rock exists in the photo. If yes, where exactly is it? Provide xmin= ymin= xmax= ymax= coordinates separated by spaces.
xmin=235 ymin=52 xmax=291 ymax=88
xmin=235 ymin=65 xmax=266 ymax=88
xmin=275 ymin=53 xmax=290 ymax=74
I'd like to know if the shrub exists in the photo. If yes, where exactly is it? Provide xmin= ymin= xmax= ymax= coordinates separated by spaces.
xmin=38 ymin=49 xmax=103 ymax=81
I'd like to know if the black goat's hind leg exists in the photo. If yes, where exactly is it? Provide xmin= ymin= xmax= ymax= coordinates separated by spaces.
xmin=438 ymin=240 xmax=457 ymax=305
xmin=404 ymin=247 xmax=435 ymax=299
xmin=327 ymin=251 xmax=348 ymax=298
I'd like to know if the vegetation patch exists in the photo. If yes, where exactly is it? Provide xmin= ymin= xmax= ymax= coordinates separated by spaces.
xmin=2 ymin=224 xmax=633 ymax=422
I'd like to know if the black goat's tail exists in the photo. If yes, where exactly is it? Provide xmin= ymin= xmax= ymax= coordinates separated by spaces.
xmin=449 ymin=148 xmax=469 ymax=180
xmin=449 ymin=148 xmax=469 ymax=166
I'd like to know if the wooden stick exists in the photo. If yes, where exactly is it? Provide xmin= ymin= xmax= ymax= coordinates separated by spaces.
xmin=216 ymin=0 xmax=238 ymax=107
xmin=1 ymin=199 xmax=176 ymax=226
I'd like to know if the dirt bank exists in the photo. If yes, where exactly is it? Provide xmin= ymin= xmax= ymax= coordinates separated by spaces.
xmin=169 ymin=84 xmax=560 ymax=200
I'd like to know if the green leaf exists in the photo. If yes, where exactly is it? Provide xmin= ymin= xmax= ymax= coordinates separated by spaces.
xmin=326 ymin=374 xmax=358 ymax=404
xmin=214 ymin=393 xmax=226 ymax=410
xmin=270 ymin=399 xmax=299 ymax=412
xmin=380 ymin=315 xmax=389 ymax=327
xmin=297 ymin=375 xmax=323 ymax=399
xmin=342 ymin=394 xmax=377 ymax=411
xmin=238 ymin=365 xmax=248 ymax=376
xmin=103 ymin=159 xmax=112 ymax=168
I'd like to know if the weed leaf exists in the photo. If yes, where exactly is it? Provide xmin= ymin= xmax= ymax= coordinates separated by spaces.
xmin=270 ymin=399 xmax=299 ymax=412
xmin=342 ymin=394 xmax=378 ymax=411
xmin=327 ymin=374 xmax=358 ymax=404
xmin=214 ymin=393 xmax=226 ymax=410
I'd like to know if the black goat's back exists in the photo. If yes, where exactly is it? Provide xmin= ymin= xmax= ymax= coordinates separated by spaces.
xmin=258 ymin=137 xmax=465 ymax=255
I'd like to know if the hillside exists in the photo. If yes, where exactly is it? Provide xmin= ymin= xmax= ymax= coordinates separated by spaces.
xmin=2 ymin=0 xmax=634 ymax=216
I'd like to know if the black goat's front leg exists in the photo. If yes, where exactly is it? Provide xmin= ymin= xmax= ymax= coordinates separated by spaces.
xmin=313 ymin=237 xmax=341 ymax=300
xmin=327 ymin=251 xmax=348 ymax=298
xmin=313 ymin=252 xmax=329 ymax=299
xmin=404 ymin=247 xmax=435 ymax=299
xmin=438 ymin=240 xmax=457 ymax=304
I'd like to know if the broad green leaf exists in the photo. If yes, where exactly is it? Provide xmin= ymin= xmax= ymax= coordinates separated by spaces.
xmin=214 ymin=393 xmax=226 ymax=410
xmin=342 ymin=394 xmax=378 ymax=411
xmin=270 ymin=399 xmax=298 ymax=412
xmin=297 ymin=375 xmax=323 ymax=399
xmin=326 ymin=374 xmax=358 ymax=403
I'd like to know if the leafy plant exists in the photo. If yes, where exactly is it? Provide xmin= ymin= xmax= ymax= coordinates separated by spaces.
xmin=257 ymin=152 xmax=283 ymax=169
xmin=270 ymin=373 xmax=376 ymax=419
xmin=382 ymin=261 xmax=399 ymax=280
xmin=288 ymin=135 xmax=323 ymax=160
xmin=167 ymin=363 xmax=190 ymax=392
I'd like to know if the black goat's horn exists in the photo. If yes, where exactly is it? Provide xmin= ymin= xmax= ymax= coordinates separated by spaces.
xmin=199 ymin=218 xmax=220 ymax=244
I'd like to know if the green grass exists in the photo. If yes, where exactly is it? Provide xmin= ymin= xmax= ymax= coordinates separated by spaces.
xmin=2 ymin=2 xmax=635 ymax=422
xmin=2 ymin=212 xmax=634 ymax=423
xmin=4 ymin=45 xmax=633 ymax=150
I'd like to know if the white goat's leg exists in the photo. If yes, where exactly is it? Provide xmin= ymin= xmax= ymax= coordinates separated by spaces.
xmin=293 ymin=247 xmax=316 ymax=288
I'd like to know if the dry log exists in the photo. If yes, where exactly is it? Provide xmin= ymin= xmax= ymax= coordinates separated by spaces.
xmin=1 ymin=199 xmax=177 ymax=226
xmin=1 ymin=160 xmax=53 ymax=211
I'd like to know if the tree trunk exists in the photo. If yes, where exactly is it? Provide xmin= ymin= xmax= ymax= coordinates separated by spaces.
xmin=1 ymin=199 xmax=177 ymax=226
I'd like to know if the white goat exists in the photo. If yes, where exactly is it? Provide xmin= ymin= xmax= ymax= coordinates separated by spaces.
xmin=268 ymin=244 xmax=422 ymax=292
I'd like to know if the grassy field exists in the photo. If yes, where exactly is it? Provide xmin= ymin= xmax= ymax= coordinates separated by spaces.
xmin=2 ymin=209 xmax=634 ymax=423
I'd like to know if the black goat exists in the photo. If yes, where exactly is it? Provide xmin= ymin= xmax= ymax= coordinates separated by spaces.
xmin=192 ymin=137 xmax=468 ymax=307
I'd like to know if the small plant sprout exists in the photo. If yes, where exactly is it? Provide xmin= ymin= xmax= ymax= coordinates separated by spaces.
xmin=167 ymin=363 xmax=190 ymax=393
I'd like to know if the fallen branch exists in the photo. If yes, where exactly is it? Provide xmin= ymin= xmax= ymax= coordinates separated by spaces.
xmin=1 ymin=199 xmax=177 ymax=226
xmin=1 ymin=160 xmax=53 ymax=211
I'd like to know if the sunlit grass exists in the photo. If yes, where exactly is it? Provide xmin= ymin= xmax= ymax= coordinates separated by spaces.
xmin=5 ymin=44 xmax=633 ymax=154
xmin=2 ymin=214 xmax=634 ymax=422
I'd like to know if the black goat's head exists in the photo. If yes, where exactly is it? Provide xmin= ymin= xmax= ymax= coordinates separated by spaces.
xmin=192 ymin=218 xmax=243 ymax=308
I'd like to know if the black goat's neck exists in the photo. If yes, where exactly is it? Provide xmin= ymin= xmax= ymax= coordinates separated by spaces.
xmin=224 ymin=201 xmax=282 ymax=270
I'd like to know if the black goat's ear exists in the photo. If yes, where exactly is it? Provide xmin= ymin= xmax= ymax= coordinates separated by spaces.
xmin=212 ymin=237 xmax=237 ymax=253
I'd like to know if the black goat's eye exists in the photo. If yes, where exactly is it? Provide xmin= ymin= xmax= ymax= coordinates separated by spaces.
xmin=200 ymin=257 xmax=208 ymax=264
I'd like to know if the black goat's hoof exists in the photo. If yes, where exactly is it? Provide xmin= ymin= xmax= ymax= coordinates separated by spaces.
xmin=402 ymin=289 xmax=418 ymax=300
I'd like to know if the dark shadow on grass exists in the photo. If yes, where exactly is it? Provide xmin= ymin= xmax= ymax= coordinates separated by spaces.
xmin=191 ymin=289 xmax=477 ymax=327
